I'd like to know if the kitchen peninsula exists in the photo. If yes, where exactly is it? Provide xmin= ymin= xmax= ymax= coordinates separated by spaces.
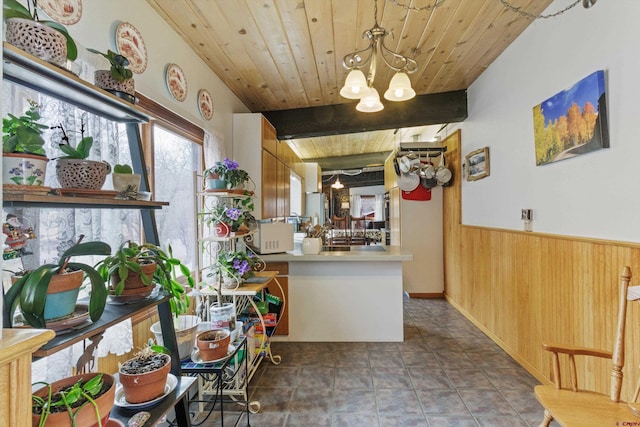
xmin=261 ymin=246 xmax=412 ymax=342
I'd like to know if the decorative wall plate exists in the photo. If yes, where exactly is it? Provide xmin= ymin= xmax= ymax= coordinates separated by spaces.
xmin=115 ymin=22 xmax=148 ymax=74
xmin=166 ymin=63 xmax=188 ymax=102
xmin=38 ymin=0 xmax=82 ymax=25
xmin=198 ymin=89 xmax=214 ymax=120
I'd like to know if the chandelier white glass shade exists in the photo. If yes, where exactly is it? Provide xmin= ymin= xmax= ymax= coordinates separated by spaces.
xmin=331 ymin=176 xmax=344 ymax=189
xmin=356 ymin=87 xmax=384 ymax=113
xmin=340 ymin=0 xmax=418 ymax=112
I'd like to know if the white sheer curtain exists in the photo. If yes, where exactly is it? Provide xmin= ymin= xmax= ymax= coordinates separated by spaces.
xmin=204 ymin=128 xmax=226 ymax=170
xmin=4 ymin=70 xmax=140 ymax=381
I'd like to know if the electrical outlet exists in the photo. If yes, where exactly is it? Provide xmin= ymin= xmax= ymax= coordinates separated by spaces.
xmin=521 ymin=209 xmax=532 ymax=221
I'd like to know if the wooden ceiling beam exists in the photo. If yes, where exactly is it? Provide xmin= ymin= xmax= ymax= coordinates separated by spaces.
xmin=263 ymin=90 xmax=467 ymax=140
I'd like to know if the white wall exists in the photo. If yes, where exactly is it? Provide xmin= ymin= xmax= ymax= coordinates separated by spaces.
xmin=458 ymin=0 xmax=640 ymax=242
xmin=27 ymin=0 xmax=250 ymax=155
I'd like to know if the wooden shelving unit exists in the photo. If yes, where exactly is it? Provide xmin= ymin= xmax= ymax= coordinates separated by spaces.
xmin=2 ymin=43 xmax=195 ymax=426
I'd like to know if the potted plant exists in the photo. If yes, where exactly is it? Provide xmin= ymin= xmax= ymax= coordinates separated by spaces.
xmin=111 ymin=163 xmax=141 ymax=193
xmin=3 ymin=236 xmax=111 ymax=328
xmin=206 ymin=203 xmax=246 ymax=237
xmin=52 ymin=120 xmax=111 ymax=190
xmin=2 ymin=100 xmax=49 ymax=186
xmin=86 ymin=48 xmax=135 ymax=101
xmin=3 ymin=0 xmax=78 ymax=68
xmin=195 ymin=328 xmax=230 ymax=362
xmin=209 ymin=249 xmax=258 ymax=289
xmin=95 ymin=241 xmax=193 ymax=314
xmin=32 ymin=372 xmax=116 ymax=427
xmin=204 ymin=158 xmax=250 ymax=191
xmin=118 ymin=344 xmax=171 ymax=404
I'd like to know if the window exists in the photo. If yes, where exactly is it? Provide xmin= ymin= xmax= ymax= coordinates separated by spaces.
xmin=152 ymin=125 xmax=202 ymax=272
xmin=290 ymin=172 xmax=302 ymax=215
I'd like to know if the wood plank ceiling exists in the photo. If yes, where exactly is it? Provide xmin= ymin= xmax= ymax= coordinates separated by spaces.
xmin=146 ymin=0 xmax=557 ymax=169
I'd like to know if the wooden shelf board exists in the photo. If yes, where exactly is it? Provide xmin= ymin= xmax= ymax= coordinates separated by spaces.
xmin=3 ymin=192 xmax=169 ymax=209
xmin=3 ymin=42 xmax=148 ymax=123
xmin=32 ymin=295 xmax=169 ymax=358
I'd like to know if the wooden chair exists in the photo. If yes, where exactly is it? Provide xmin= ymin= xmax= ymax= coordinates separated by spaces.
xmin=350 ymin=216 xmax=367 ymax=245
xmin=329 ymin=216 xmax=349 ymax=245
xmin=534 ymin=266 xmax=638 ymax=426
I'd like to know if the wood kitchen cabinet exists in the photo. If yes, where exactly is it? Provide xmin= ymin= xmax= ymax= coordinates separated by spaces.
xmin=262 ymin=117 xmax=277 ymax=157
xmin=233 ymin=113 xmax=299 ymax=219
xmin=265 ymin=262 xmax=289 ymax=335
xmin=262 ymin=150 xmax=278 ymax=218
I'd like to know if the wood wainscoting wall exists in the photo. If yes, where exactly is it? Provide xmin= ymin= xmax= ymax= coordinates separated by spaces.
xmin=442 ymin=130 xmax=640 ymax=401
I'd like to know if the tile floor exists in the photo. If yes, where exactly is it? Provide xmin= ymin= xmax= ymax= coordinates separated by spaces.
xmin=187 ymin=298 xmax=553 ymax=427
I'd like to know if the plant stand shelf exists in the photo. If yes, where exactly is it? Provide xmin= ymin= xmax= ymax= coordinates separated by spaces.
xmin=110 ymin=375 xmax=197 ymax=426
xmin=194 ymin=270 xmax=285 ymax=410
xmin=181 ymin=337 xmax=251 ymax=425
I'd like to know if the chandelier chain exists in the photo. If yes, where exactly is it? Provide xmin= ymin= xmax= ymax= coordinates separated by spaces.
xmin=387 ymin=0 xmax=448 ymax=13
xmin=388 ymin=0 xmax=583 ymax=19
xmin=497 ymin=0 xmax=581 ymax=19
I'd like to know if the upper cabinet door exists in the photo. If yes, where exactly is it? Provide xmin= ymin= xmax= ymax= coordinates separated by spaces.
xmin=262 ymin=117 xmax=277 ymax=157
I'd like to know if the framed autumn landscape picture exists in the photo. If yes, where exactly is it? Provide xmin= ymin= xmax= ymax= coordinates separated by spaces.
xmin=532 ymin=70 xmax=609 ymax=166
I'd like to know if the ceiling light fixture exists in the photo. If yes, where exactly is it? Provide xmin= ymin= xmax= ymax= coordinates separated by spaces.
xmin=331 ymin=175 xmax=344 ymax=189
xmin=340 ymin=0 xmax=418 ymax=113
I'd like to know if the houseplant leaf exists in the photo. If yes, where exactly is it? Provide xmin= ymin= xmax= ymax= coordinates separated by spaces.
xmin=67 ymin=262 xmax=108 ymax=321
xmin=20 ymin=265 xmax=56 ymax=328
xmin=59 ymin=241 xmax=111 ymax=262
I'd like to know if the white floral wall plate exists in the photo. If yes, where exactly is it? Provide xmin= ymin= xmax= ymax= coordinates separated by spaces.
xmin=166 ymin=63 xmax=188 ymax=102
xmin=38 ymin=0 xmax=82 ymax=25
xmin=115 ymin=22 xmax=148 ymax=74
xmin=198 ymin=89 xmax=214 ymax=120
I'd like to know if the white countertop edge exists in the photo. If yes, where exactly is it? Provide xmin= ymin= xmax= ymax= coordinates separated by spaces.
xmin=260 ymin=245 xmax=413 ymax=262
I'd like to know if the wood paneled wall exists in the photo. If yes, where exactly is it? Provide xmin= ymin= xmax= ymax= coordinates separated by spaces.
xmin=442 ymin=130 xmax=640 ymax=401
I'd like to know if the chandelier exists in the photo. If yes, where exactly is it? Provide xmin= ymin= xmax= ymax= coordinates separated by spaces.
xmin=331 ymin=175 xmax=344 ymax=189
xmin=339 ymin=0 xmax=418 ymax=113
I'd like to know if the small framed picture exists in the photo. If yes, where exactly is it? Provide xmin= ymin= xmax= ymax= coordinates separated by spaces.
xmin=466 ymin=147 xmax=490 ymax=181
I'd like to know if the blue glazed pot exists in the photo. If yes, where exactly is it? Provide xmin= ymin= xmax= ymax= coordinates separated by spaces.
xmin=43 ymin=269 xmax=84 ymax=320
xmin=206 ymin=177 xmax=227 ymax=190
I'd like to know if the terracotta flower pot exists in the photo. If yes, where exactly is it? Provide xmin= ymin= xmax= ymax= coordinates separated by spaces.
xmin=13 ymin=269 xmax=84 ymax=321
xmin=32 ymin=373 xmax=116 ymax=427
xmin=214 ymin=222 xmax=231 ymax=237
xmin=196 ymin=329 xmax=230 ymax=361
xmin=118 ymin=353 xmax=171 ymax=404
xmin=110 ymin=261 xmax=156 ymax=291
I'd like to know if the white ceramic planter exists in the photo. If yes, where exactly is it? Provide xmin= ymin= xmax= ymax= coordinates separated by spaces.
xmin=112 ymin=173 xmax=141 ymax=191
xmin=2 ymin=153 xmax=48 ymax=186
xmin=302 ymin=237 xmax=322 ymax=255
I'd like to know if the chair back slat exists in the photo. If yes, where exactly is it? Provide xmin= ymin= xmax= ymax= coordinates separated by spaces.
xmin=610 ymin=266 xmax=632 ymax=401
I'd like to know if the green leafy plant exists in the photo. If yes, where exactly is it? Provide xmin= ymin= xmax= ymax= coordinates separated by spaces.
xmin=2 ymin=100 xmax=48 ymax=155
xmin=211 ymin=249 xmax=258 ymax=282
xmin=3 ymin=237 xmax=111 ymax=328
xmin=204 ymin=158 xmax=250 ymax=189
xmin=113 ymin=163 xmax=133 ymax=174
xmin=95 ymin=241 xmax=194 ymax=315
xmin=3 ymin=0 xmax=78 ymax=61
xmin=52 ymin=120 xmax=93 ymax=159
xmin=206 ymin=203 xmax=246 ymax=232
xmin=32 ymin=374 xmax=108 ymax=427
xmin=86 ymin=48 xmax=133 ymax=83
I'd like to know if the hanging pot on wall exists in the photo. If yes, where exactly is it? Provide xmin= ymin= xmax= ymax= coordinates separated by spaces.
xmin=435 ymin=152 xmax=452 ymax=186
